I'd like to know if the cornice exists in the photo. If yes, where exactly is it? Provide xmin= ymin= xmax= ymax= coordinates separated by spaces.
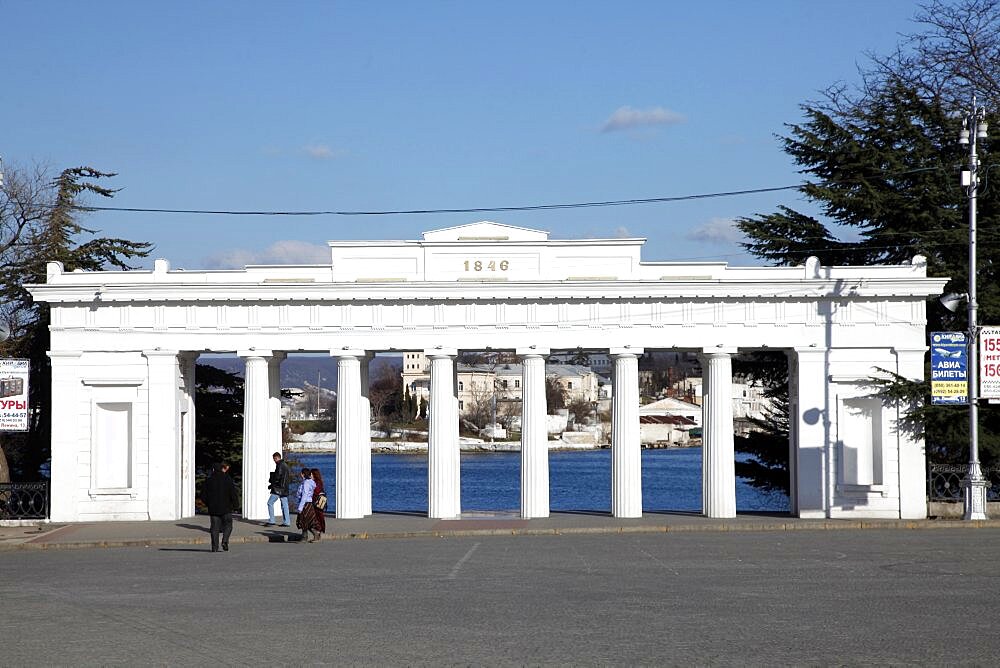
xmin=26 ymin=276 xmax=950 ymax=304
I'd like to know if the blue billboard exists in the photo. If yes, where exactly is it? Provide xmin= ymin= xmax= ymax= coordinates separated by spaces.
xmin=930 ymin=331 xmax=968 ymax=405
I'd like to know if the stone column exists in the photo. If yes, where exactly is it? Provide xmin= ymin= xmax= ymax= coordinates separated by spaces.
xmin=335 ymin=350 xmax=365 ymax=519
xmin=360 ymin=352 xmax=374 ymax=516
xmin=239 ymin=350 xmax=273 ymax=521
xmin=895 ymin=347 xmax=928 ymax=519
xmin=267 ymin=353 xmax=286 ymax=457
xmin=179 ymin=352 xmax=199 ymax=518
xmin=427 ymin=348 xmax=460 ymax=519
xmin=700 ymin=349 xmax=737 ymax=519
xmin=145 ymin=350 xmax=181 ymax=521
xmin=785 ymin=352 xmax=799 ymax=517
xmin=792 ymin=348 xmax=828 ymax=518
xmin=47 ymin=351 xmax=82 ymax=522
xmin=610 ymin=347 xmax=643 ymax=518
xmin=518 ymin=348 xmax=550 ymax=519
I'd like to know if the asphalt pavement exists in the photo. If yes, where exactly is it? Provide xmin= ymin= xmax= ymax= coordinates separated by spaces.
xmin=2 ymin=525 xmax=998 ymax=665
xmin=3 ymin=510 xmax=1000 ymax=551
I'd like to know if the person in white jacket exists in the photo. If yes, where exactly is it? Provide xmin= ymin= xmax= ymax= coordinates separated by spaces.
xmin=295 ymin=468 xmax=316 ymax=542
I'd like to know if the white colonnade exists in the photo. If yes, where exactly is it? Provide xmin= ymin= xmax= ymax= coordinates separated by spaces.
xmin=29 ymin=222 xmax=944 ymax=523
xmin=237 ymin=344 xmax=746 ymax=522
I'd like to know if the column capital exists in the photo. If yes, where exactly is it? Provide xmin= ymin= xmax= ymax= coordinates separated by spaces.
xmin=47 ymin=351 xmax=83 ymax=364
xmin=143 ymin=349 xmax=180 ymax=359
xmin=269 ymin=351 xmax=288 ymax=363
xmin=330 ymin=348 xmax=366 ymax=358
xmin=701 ymin=347 xmax=738 ymax=356
xmin=891 ymin=347 xmax=928 ymax=355
xmin=516 ymin=346 xmax=550 ymax=357
xmin=424 ymin=347 xmax=458 ymax=358
xmin=609 ymin=346 xmax=644 ymax=357
xmin=237 ymin=349 xmax=273 ymax=359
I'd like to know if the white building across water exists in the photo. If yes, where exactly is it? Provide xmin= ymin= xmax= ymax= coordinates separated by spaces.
xmin=26 ymin=221 xmax=945 ymax=522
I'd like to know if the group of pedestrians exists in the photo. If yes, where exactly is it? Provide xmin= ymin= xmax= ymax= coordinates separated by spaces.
xmin=292 ymin=466 xmax=327 ymax=542
xmin=200 ymin=451 xmax=328 ymax=552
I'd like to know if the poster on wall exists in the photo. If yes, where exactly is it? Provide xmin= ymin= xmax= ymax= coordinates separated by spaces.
xmin=0 ymin=358 xmax=30 ymax=431
xmin=980 ymin=326 xmax=1000 ymax=402
xmin=930 ymin=332 xmax=967 ymax=405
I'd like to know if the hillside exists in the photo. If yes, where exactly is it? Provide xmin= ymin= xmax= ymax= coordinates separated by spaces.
xmin=199 ymin=353 xmax=402 ymax=389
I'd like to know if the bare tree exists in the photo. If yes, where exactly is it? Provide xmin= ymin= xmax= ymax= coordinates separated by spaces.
xmin=865 ymin=0 xmax=1000 ymax=110
xmin=369 ymin=361 xmax=402 ymax=430
xmin=463 ymin=377 xmax=496 ymax=431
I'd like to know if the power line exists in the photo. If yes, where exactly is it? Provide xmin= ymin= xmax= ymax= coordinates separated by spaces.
xmin=73 ymin=184 xmax=803 ymax=217
xmin=61 ymin=164 xmax=973 ymax=218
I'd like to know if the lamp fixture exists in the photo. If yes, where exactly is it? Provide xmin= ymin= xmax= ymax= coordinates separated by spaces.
xmin=939 ymin=292 xmax=968 ymax=313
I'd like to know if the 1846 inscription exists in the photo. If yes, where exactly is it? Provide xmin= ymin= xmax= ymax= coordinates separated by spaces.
xmin=464 ymin=260 xmax=509 ymax=272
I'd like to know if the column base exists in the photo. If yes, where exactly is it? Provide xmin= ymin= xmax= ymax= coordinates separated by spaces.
xmin=963 ymin=476 xmax=991 ymax=520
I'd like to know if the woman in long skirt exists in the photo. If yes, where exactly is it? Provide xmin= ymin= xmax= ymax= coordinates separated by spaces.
xmin=310 ymin=468 xmax=327 ymax=540
xmin=295 ymin=468 xmax=316 ymax=542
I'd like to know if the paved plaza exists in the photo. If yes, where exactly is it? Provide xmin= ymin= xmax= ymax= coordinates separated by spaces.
xmin=2 ymin=519 xmax=998 ymax=665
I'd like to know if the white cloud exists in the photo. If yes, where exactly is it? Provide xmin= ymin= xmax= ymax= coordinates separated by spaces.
xmin=302 ymin=143 xmax=343 ymax=159
xmin=686 ymin=217 xmax=743 ymax=244
xmin=613 ymin=226 xmax=632 ymax=238
xmin=204 ymin=240 xmax=330 ymax=269
xmin=601 ymin=106 xmax=686 ymax=133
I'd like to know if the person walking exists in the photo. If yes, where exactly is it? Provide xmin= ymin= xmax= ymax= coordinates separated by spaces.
xmin=309 ymin=468 xmax=327 ymax=541
xmin=295 ymin=468 xmax=316 ymax=542
xmin=266 ymin=452 xmax=292 ymax=527
xmin=202 ymin=462 xmax=240 ymax=553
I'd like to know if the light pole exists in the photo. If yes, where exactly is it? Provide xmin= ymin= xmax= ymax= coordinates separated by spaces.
xmin=959 ymin=95 xmax=989 ymax=520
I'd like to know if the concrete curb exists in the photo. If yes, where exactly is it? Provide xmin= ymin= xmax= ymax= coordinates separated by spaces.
xmin=3 ymin=518 xmax=1000 ymax=551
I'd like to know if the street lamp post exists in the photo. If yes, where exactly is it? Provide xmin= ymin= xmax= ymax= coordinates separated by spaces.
xmin=959 ymin=95 xmax=989 ymax=520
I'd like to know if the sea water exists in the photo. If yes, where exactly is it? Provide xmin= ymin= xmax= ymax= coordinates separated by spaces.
xmin=292 ymin=448 xmax=789 ymax=514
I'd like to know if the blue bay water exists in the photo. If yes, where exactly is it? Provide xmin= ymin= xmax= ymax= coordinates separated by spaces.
xmin=293 ymin=448 xmax=789 ymax=514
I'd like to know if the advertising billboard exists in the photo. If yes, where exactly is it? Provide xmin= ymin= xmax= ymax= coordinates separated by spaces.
xmin=980 ymin=326 xmax=1000 ymax=401
xmin=0 ymin=358 xmax=30 ymax=431
xmin=930 ymin=332 xmax=968 ymax=405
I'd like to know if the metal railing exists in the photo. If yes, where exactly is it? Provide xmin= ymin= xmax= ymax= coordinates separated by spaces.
xmin=927 ymin=464 xmax=1000 ymax=502
xmin=0 ymin=482 xmax=50 ymax=520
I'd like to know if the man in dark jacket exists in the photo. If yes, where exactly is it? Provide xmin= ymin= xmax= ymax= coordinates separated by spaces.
xmin=266 ymin=451 xmax=292 ymax=527
xmin=202 ymin=462 xmax=240 ymax=552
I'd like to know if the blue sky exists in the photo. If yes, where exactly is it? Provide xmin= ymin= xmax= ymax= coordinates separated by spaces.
xmin=2 ymin=1 xmax=925 ymax=270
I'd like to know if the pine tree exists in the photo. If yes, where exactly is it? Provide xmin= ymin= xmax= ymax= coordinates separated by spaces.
xmin=0 ymin=166 xmax=151 ymax=481
xmin=738 ymin=85 xmax=999 ymax=468
xmin=734 ymin=1 xmax=1000 ymax=485
xmin=194 ymin=364 xmax=245 ymax=479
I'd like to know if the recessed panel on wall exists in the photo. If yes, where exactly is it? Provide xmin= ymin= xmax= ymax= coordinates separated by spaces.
xmin=333 ymin=256 xmax=419 ymax=281
xmin=93 ymin=402 xmax=133 ymax=491
xmin=551 ymin=255 xmax=633 ymax=280
xmin=838 ymin=396 xmax=883 ymax=487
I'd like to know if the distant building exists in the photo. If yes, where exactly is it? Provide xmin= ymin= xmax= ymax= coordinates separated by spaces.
xmin=638 ymin=397 xmax=702 ymax=446
xmin=671 ymin=376 xmax=772 ymax=436
xmin=548 ymin=350 xmax=612 ymax=374
xmin=401 ymin=353 xmax=599 ymax=419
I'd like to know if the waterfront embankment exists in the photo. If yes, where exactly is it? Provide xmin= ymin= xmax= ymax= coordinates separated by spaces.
xmin=285 ymin=431 xmax=613 ymax=454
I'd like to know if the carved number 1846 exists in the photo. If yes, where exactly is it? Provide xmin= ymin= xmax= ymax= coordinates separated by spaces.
xmin=464 ymin=260 xmax=509 ymax=272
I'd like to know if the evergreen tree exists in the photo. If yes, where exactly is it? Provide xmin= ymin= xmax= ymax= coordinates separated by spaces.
xmin=738 ymin=81 xmax=999 ymax=470
xmin=732 ymin=352 xmax=791 ymax=494
xmin=0 ymin=165 xmax=151 ymax=481
xmin=194 ymin=363 xmax=245 ymax=479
